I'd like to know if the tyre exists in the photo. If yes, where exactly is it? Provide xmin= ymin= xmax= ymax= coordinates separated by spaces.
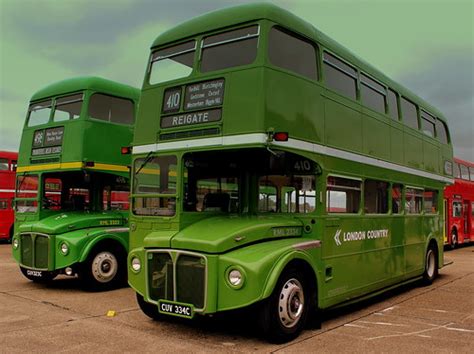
xmin=20 ymin=266 xmax=57 ymax=283
xmin=450 ymin=230 xmax=457 ymax=250
xmin=258 ymin=268 xmax=310 ymax=343
xmin=81 ymin=245 xmax=126 ymax=291
xmin=422 ymin=243 xmax=438 ymax=285
xmin=136 ymin=293 xmax=163 ymax=321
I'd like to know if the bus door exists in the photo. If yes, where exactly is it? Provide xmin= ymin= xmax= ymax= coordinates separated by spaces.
xmin=463 ymin=200 xmax=471 ymax=238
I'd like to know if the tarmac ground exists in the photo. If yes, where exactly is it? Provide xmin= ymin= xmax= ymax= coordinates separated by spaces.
xmin=0 ymin=243 xmax=472 ymax=353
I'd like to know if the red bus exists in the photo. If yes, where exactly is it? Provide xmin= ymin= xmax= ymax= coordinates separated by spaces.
xmin=0 ymin=151 xmax=18 ymax=242
xmin=445 ymin=158 xmax=474 ymax=248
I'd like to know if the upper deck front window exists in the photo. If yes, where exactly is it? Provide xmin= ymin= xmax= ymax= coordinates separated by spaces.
xmin=201 ymin=25 xmax=259 ymax=73
xmin=149 ymin=41 xmax=196 ymax=85
xmin=28 ymin=100 xmax=52 ymax=127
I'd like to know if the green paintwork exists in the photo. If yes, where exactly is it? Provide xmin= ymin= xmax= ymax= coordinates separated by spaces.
xmin=129 ymin=3 xmax=453 ymax=320
xmin=12 ymin=77 xmax=138 ymax=275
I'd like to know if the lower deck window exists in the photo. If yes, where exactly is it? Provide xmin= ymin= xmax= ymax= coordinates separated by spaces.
xmin=405 ymin=188 xmax=423 ymax=214
xmin=326 ymin=176 xmax=361 ymax=213
xmin=423 ymin=190 xmax=438 ymax=213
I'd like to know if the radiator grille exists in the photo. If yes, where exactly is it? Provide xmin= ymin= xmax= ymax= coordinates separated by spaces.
xmin=148 ymin=251 xmax=206 ymax=310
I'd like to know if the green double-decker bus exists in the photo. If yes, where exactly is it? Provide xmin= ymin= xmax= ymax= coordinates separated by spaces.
xmin=127 ymin=4 xmax=453 ymax=342
xmin=12 ymin=77 xmax=140 ymax=290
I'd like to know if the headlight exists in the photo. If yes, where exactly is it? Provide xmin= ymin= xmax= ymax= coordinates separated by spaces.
xmin=13 ymin=238 xmax=19 ymax=250
xmin=60 ymin=242 xmax=69 ymax=255
xmin=228 ymin=269 xmax=242 ymax=287
xmin=131 ymin=257 xmax=141 ymax=272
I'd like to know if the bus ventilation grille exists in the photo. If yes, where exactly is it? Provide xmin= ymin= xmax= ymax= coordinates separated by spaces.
xmin=20 ymin=233 xmax=49 ymax=269
xmin=148 ymin=252 xmax=206 ymax=310
xmin=159 ymin=128 xmax=220 ymax=141
xmin=30 ymin=157 xmax=60 ymax=164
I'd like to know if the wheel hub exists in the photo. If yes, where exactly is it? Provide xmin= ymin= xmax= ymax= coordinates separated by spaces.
xmin=92 ymin=252 xmax=118 ymax=283
xmin=278 ymin=278 xmax=304 ymax=328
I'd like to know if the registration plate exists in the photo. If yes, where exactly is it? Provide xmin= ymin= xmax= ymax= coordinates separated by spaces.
xmin=158 ymin=300 xmax=194 ymax=319
xmin=26 ymin=269 xmax=44 ymax=278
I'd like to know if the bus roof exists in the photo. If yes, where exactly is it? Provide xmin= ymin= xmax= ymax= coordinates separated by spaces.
xmin=150 ymin=2 xmax=447 ymax=123
xmin=454 ymin=157 xmax=474 ymax=168
xmin=30 ymin=76 xmax=140 ymax=102
xmin=0 ymin=151 xmax=18 ymax=160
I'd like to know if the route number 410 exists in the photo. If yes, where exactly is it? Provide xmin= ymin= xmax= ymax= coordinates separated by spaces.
xmin=166 ymin=91 xmax=180 ymax=110
xmin=294 ymin=160 xmax=311 ymax=172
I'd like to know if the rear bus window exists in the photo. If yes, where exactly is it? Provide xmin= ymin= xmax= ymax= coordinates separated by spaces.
xmin=149 ymin=41 xmax=195 ymax=85
xmin=89 ymin=94 xmax=134 ymax=125
xmin=268 ymin=27 xmax=317 ymax=80
xmin=53 ymin=93 xmax=83 ymax=122
xmin=326 ymin=176 xmax=361 ymax=213
xmin=28 ymin=100 xmax=52 ymax=127
xmin=201 ymin=25 xmax=259 ymax=73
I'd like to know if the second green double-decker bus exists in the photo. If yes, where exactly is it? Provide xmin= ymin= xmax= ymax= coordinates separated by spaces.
xmin=12 ymin=77 xmax=140 ymax=290
xmin=127 ymin=4 xmax=453 ymax=342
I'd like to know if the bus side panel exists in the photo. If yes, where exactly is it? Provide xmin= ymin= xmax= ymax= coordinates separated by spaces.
xmin=404 ymin=215 xmax=424 ymax=276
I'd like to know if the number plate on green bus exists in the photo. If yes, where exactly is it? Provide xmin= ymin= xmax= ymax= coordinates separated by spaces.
xmin=158 ymin=300 xmax=194 ymax=319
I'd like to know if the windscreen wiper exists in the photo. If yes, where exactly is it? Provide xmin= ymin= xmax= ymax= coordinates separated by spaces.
xmin=135 ymin=151 xmax=154 ymax=175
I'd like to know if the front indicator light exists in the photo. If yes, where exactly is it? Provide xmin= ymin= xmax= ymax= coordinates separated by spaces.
xmin=131 ymin=257 xmax=141 ymax=272
xmin=60 ymin=242 xmax=69 ymax=255
xmin=13 ymin=238 xmax=19 ymax=250
xmin=229 ymin=269 xmax=242 ymax=287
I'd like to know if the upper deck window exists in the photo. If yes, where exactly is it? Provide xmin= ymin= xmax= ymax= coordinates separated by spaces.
xmin=470 ymin=167 xmax=474 ymax=182
xmin=150 ymin=40 xmax=195 ymax=85
xmin=454 ymin=163 xmax=461 ymax=178
xmin=323 ymin=52 xmax=357 ymax=100
xmin=460 ymin=164 xmax=469 ymax=180
xmin=268 ymin=27 xmax=317 ymax=80
xmin=53 ymin=93 xmax=83 ymax=122
xmin=388 ymin=89 xmax=399 ymax=120
xmin=89 ymin=94 xmax=134 ymax=125
xmin=401 ymin=97 xmax=419 ymax=130
xmin=201 ymin=25 xmax=259 ymax=73
xmin=361 ymin=74 xmax=386 ymax=114
xmin=436 ymin=119 xmax=449 ymax=144
xmin=421 ymin=110 xmax=436 ymax=138
xmin=28 ymin=100 xmax=52 ymax=127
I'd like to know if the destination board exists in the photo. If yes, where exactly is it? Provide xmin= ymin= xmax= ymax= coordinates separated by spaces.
xmin=161 ymin=108 xmax=221 ymax=128
xmin=184 ymin=79 xmax=224 ymax=111
xmin=32 ymin=127 xmax=64 ymax=155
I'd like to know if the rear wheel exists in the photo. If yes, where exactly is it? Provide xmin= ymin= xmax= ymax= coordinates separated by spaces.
xmin=258 ymin=268 xmax=310 ymax=343
xmin=422 ymin=243 xmax=438 ymax=285
xmin=136 ymin=293 xmax=163 ymax=321
xmin=81 ymin=245 xmax=126 ymax=291
xmin=450 ymin=230 xmax=457 ymax=250
xmin=20 ymin=266 xmax=57 ymax=283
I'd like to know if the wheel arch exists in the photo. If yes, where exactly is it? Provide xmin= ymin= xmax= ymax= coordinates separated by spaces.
xmin=262 ymin=251 xmax=319 ymax=307
xmin=79 ymin=234 xmax=127 ymax=263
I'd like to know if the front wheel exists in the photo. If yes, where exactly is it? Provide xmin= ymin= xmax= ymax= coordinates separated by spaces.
xmin=20 ymin=266 xmax=57 ymax=283
xmin=258 ymin=268 xmax=309 ymax=343
xmin=422 ymin=244 xmax=438 ymax=285
xmin=80 ymin=246 xmax=126 ymax=291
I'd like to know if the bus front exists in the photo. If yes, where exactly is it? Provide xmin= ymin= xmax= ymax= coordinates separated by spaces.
xmin=129 ymin=4 xmax=323 ymax=342
xmin=12 ymin=77 xmax=139 ymax=290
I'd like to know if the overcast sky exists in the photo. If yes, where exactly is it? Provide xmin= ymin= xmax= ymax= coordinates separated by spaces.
xmin=0 ymin=0 xmax=472 ymax=161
